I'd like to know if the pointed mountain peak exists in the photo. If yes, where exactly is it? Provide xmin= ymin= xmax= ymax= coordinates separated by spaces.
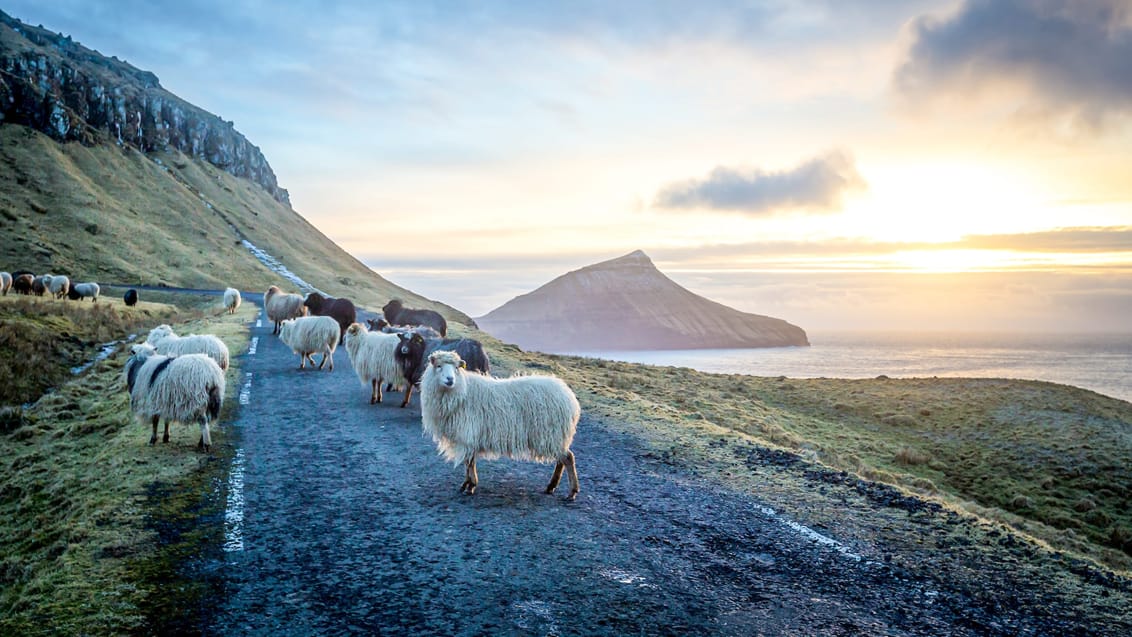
xmin=478 ymin=251 xmax=809 ymax=352
xmin=581 ymin=250 xmax=656 ymax=275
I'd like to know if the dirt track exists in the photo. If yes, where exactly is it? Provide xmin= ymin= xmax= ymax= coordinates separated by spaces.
xmin=151 ymin=300 xmax=1131 ymax=636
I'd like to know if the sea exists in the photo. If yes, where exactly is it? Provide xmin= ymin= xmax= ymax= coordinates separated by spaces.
xmin=568 ymin=331 xmax=1132 ymax=404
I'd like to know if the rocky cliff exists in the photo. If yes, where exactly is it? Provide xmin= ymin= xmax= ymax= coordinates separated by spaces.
xmin=478 ymin=250 xmax=809 ymax=352
xmin=0 ymin=10 xmax=289 ymax=205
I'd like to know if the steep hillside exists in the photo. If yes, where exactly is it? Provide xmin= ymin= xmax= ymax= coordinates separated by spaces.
xmin=478 ymin=250 xmax=809 ymax=351
xmin=0 ymin=10 xmax=471 ymax=323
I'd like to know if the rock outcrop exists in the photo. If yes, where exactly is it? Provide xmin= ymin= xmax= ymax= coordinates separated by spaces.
xmin=0 ymin=10 xmax=289 ymax=205
xmin=478 ymin=250 xmax=809 ymax=352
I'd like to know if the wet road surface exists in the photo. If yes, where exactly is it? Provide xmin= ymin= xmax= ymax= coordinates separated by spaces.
xmin=187 ymin=301 xmax=1130 ymax=636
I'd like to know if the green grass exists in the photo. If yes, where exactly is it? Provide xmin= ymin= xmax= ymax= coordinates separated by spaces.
xmin=528 ymin=352 xmax=1132 ymax=572
xmin=0 ymin=297 xmax=254 ymax=634
xmin=0 ymin=294 xmax=182 ymax=408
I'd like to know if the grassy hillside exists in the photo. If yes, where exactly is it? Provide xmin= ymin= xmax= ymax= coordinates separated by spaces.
xmin=0 ymin=125 xmax=472 ymax=324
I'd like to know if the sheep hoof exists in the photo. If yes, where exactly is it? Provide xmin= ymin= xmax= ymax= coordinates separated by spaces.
xmin=148 ymin=437 xmax=156 ymax=446
xmin=162 ymin=434 xmax=170 ymax=443
xmin=567 ymin=489 xmax=579 ymax=501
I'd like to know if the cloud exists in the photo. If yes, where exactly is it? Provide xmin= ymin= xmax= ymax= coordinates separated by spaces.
xmin=653 ymin=151 xmax=866 ymax=215
xmin=894 ymin=0 xmax=1132 ymax=129
xmin=961 ymin=227 xmax=1132 ymax=252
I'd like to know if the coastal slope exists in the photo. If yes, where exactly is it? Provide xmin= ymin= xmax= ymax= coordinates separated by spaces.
xmin=478 ymin=250 xmax=809 ymax=351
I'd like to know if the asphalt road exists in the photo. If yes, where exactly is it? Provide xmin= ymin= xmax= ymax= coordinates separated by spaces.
xmin=157 ymin=299 xmax=1129 ymax=636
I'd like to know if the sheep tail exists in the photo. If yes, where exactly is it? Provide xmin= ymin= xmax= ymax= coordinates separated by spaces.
xmin=207 ymin=384 xmax=223 ymax=421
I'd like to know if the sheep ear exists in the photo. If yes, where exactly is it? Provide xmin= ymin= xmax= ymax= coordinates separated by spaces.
xmin=459 ymin=360 xmax=466 ymax=369
xmin=429 ymin=353 xmax=438 ymax=365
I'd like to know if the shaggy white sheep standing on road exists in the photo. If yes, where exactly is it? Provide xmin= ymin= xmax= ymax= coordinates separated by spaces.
xmin=146 ymin=324 xmax=231 ymax=371
xmin=343 ymin=322 xmax=407 ymax=405
xmin=278 ymin=315 xmax=340 ymax=370
xmin=264 ymin=285 xmax=306 ymax=335
xmin=223 ymin=287 xmax=242 ymax=314
xmin=420 ymin=350 xmax=581 ymax=500
xmin=123 ymin=344 xmax=226 ymax=451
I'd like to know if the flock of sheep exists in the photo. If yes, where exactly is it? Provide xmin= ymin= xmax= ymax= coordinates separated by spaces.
xmin=1 ymin=270 xmax=102 ymax=301
xmin=119 ymin=284 xmax=582 ymax=500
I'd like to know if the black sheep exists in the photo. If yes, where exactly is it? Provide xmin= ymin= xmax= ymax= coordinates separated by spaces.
xmin=124 ymin=289 xmax=139 ymax=306
xmin=303 ymin=292 xmax=357 ymax=344
xmin=393 ymin=331 xmax=491 ymax=405
xmin=382 ymin=299 xmax=447 ymax=337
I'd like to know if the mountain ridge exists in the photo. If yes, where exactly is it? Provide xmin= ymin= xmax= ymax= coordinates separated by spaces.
xmin=478 ymin=250 xmax=809 ymax=351
xmin=0 ymin=9 xmax=288 ymax=205
xmin=0 ymin=9 xmax=473 ymax=325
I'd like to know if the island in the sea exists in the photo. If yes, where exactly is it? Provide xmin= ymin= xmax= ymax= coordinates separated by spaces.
xmin=477 ymin=250 xmax=809 ymax=352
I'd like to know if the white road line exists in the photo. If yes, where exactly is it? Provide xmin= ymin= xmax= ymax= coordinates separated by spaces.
xmin=238 ymin=373 xmax=253 ymax=406
xmin=224 ymin=448 xmax=246 ymax=552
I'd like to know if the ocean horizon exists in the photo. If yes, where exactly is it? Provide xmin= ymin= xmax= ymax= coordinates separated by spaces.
xmin=563 ymin=330 xmax=1132 ymax=404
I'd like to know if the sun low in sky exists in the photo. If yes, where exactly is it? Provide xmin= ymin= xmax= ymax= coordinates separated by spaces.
xmin=9 ymin=0 xmax=1132 ymax=331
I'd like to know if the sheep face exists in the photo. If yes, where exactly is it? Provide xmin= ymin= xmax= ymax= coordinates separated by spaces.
xmin=303 ymin=292 xmax=323 ymax=313
xmin=345 ymin=323 xmax=366 ymax=339
xmin=398 ymin=332 xmax=417 ymax=356
xmin=146 ymin=324 xmax=174 ymax=345
xmin=428 ymin=352 xmax=466 ymax=389
xmin=279 ymin=319 xmax=295 ymax=339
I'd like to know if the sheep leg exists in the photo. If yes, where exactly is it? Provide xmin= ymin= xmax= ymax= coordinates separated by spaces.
xmin=461 ymin=456 xmax=478 ymax=495
xmin=546 ymin=461 xmax=566 ymax=494
xmin=198 ymin=421 xmax=212 ymax=452
xmin=162 ymin=419 xmax=171 ymax=444
xmin=149 ymin=415 xmax=159 ymax=445
xmin=400 ymin=383 xmax=413 ymax=408
xmin=564 ymin=451 xmax=580 ymax=501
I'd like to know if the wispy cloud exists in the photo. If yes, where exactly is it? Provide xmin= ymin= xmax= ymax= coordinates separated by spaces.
xmin=895 ymin=0 xmax=1132 ymax=130
xmin=653 ymin=151 xmax=866 ymax=215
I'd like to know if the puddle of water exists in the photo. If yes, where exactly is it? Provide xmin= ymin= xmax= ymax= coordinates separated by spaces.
xmin=755 ymin=504 xmax=862 ymax=561
xmin=70 ymin=334 xmax=135 ymax=375
xmin=599 ymin=567 xmax=653 ymax=587
xmin=511 ymin=599 xmax=559 ymax=635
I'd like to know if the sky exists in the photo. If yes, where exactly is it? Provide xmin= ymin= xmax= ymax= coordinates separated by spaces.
xmin=6 ymin=0 xmax=1132 ymax=332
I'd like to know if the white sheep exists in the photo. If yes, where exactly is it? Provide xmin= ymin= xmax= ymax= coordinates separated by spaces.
xmin=278 ymin=315 xmax=339 ymax=370
xmin=71 ymin=282 xmax=100 ymax=301
xmin=343 ymin=322 xmax=407 ymax=405
xmin=123 ymin=344 xmax=226 ymax=451
xmin=420 ymin=350 xmax=581 ymax=500
xmin=146 ymin=324 xmax=230 ymax=371
xmin=48 ymin=274 xmax=70 ymax=300
xmin=264 ymin=285 xmax=306 ymax=335
xmin=0 ymin=272 xmax=11 ymax=296
xmin=223 ymin=287 xmax=241 ymax=314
